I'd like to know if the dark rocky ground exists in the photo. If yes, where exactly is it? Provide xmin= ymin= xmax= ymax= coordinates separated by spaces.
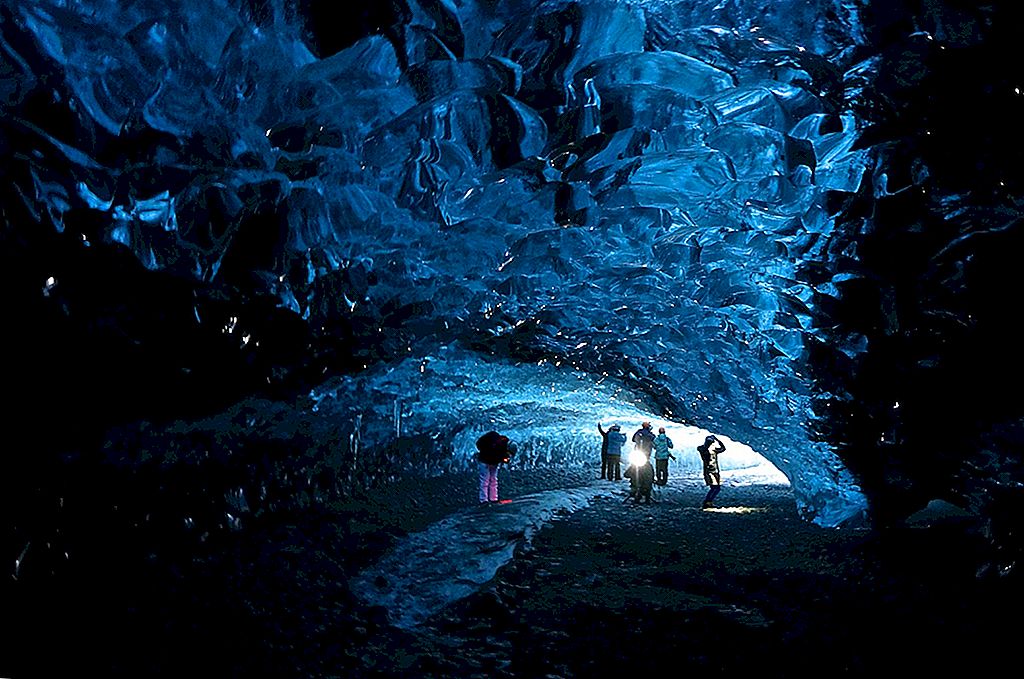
xmin=356 ymin=474 xmax=1018 ymax=678
xmin=3 ymin=463 xmax=1020 ymax=678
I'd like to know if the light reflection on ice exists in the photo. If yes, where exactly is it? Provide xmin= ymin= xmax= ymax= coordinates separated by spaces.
xmin=353 ymin=485 xmax=611 ymax=629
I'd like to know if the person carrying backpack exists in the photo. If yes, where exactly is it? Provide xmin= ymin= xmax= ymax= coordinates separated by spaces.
xmin=476 ymin=431 xmax=516 ymax=503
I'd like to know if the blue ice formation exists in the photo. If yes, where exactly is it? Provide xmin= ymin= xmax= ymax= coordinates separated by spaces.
xmin=5 ymin=0 xmax=877 ymax=526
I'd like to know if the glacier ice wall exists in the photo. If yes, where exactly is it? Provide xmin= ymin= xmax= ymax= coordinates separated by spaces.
xmin=17 ymin=0 xmax=1024 ymax=536
xmin=1 ymin=0 xmax=878 ymax=525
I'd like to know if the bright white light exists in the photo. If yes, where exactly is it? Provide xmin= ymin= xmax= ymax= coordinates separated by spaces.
xmin=628 ymin=448 xmax=647 ymax=467
xmin=702 ymin=507 xmax=767 ymax=514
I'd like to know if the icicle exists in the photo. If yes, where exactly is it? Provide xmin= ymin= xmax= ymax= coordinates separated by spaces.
xmin=394 ymin=398 xmax=402 ymax=438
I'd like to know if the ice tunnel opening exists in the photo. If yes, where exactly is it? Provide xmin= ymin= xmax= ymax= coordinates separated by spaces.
xmin=484 ymin=393 xmax=792 ymax=489
xmin=311 ymin=346 xmax=836 ymax=520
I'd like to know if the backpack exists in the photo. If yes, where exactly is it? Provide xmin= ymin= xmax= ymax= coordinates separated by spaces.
xmin=477 ymin=431 xmax=513 ymax=465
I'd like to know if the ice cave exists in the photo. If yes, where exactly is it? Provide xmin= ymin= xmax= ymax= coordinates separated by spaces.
xmin=2 ymin=0 xmax=1023 ymax=676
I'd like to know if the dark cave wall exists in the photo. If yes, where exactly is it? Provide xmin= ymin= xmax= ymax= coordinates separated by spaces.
xmin=806 ymin=0 xmax=1024 ymax=537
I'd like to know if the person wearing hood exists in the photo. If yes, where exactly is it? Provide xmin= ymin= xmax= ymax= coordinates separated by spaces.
xmin=697 ymin=434 xmax=726 ymax=509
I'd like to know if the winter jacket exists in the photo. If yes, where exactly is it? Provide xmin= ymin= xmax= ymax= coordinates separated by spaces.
xmin=626 ymin=460 xmax=655 ymax=489
xmin=697 ymin=438 xmax=726 ymax=476
xmin=476 ymin=431 xmax=513 ymax=465
xmin=653 ymin=433 xmax=674 ymax=460
xmin=606 ymin=430 xmax=627 ymax=456
xmin=598 ymin=424 xmax=609 ymax=456
xmin=632 ymin=426 xmax=655 ymax=455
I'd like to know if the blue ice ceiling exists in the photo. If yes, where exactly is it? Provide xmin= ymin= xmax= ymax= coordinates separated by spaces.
xmin=4 ymin=0 xmax=953 ymax=526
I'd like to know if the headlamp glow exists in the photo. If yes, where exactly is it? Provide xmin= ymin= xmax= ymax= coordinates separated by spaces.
xmin=628 ymin=448 xmax=647 ymax=467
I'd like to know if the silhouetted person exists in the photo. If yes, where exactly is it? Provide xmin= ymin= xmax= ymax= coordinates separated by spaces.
xmin=605 ymin=424 xmax=626 ymax=481
xmin=597 ymin=423 xmax=611 ymax=479
xmin=632 ymin=421 xmax=655 ymax=461
xmin=476 ymin=431 xmax=516 ymax=503
xmin=626 ymin=457 xmax=655 ymax=504
xmin=697 ymin=435 xmax=726 ymax=509
xmin=652 ymin=426 xmax=675 ymax=485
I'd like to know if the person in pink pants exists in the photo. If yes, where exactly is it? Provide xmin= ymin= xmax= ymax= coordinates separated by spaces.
xmin=476 ymin=431 xmax=516 ymax=503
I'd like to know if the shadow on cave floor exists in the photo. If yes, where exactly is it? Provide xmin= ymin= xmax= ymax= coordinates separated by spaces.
xmin=2 ymin=464 xmax=1017 ymax=678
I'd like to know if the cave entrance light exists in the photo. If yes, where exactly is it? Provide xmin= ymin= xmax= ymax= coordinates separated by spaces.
xmin=450 ymin=365 xmax=790 ymax=488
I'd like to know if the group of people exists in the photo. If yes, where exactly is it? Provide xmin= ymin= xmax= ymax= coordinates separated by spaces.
xmin=599 ymin=421 xmax=727 ymax=508
xmin=474 ymin=424 xmax=727 ymax=509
